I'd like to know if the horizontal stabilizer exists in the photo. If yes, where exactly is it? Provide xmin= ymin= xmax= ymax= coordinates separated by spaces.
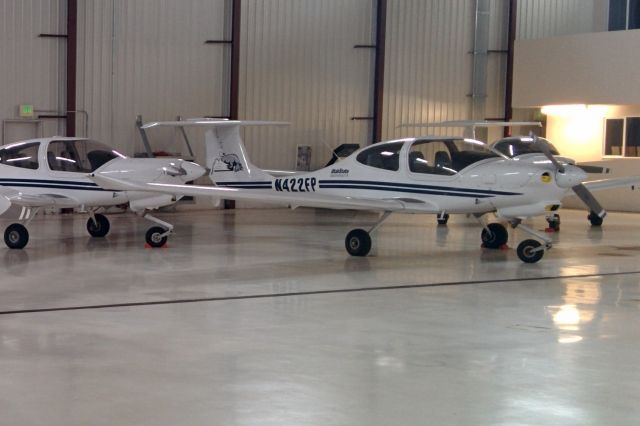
xmin=142 ymin=120 xmax=290 ymax=129
xmin=399 ymin=120 xmax=542 ymax=128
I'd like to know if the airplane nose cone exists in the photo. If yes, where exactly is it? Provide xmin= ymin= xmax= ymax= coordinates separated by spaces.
xmin=555 ymin=165 xmax=588 ymax=188
xmin=181 ymin=161 xmax=206 ymax=181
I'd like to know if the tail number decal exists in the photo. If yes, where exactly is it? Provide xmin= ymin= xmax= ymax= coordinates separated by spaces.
xmin=274 ymin=177 xmax=317 ymax=192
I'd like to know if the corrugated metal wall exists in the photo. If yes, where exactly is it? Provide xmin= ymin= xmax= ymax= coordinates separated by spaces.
xmin=0 ymin=0 xmax=66 ymax=143
xmin=238 ymin=0 xmax=374 ymax=170
xmin=516 ymin=0 xmax=607 ymax=40
xmin=382 ymin=0 xmax=476 ymax=141
xmin=0 ymin=0 xmax=612 ymax=166
xmin=76 ymin=0 xmax=228 ymax=159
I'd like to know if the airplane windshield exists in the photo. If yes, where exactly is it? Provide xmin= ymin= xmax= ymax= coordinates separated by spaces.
xmin=0 ymin=141 xmax=40 ymax=170
xmin=47 ymin=139 xmax=125 ymax=173
xmin=492 ymin=136 xmax=559 ymax=157
xmin=408 ymin=138 xmax=501 ymax=176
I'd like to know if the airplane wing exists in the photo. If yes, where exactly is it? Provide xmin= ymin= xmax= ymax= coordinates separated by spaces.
xmin=0 ymin=187 xmax=79 ymax=214
xmin=582 ymin=176 xmax=640 ymax=192
xmin=89 ymin=174 xmax=413 ymax=212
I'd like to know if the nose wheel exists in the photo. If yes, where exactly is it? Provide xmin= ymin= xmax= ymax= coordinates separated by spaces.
xmin=145 ymin=226 xmax=169 ymax=248
xmin=516 ymin=239 xmax=544 ymax=263
xmin=508 ymin=220 xmax=552 ymax=263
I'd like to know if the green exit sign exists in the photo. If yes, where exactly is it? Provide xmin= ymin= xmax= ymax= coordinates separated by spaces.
xmin=19 ymin=104 xmax=34 ymax=118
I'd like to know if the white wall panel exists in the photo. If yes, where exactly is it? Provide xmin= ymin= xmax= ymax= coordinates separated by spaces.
xmin=239 ymin=0 xmax=374 ymax=170
xmin=382 ymin=0 xmax=476 ymax=141
xmin=0 ymin=0 xmax=66 ymax=143
xmin=516 ymin=0 xmax=608 ymax=40
xmin=77 ymin=0 xmax=228 ymax=160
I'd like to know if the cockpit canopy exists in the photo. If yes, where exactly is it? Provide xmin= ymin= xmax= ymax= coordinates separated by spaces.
xmin=492 ymin=136 xmax=559 ymax=158
xmin=0 ymin=139 xmax=125 ymax=172
xmin=46 ymin=139 xmax=125 ymax=172
xmin=355 ymin=138 xmax=503 ymax=176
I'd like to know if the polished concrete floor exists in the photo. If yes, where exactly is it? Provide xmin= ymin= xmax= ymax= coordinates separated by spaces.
xmin=0 ymin=208 xmax=639 ymax=425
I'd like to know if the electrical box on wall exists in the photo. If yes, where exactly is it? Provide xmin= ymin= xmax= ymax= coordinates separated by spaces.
xmin=18 ymin=104 xmax=34 ymax=118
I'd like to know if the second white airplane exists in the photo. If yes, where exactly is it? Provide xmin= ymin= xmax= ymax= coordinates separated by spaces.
xmin=91 ymin=120 xmax=640 ymax=263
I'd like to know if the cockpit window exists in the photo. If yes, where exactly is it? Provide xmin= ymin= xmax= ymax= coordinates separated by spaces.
xmin=47 ymin=140 xmax=124 ymax=172
xmin=408 ymin=139 xmax=499 ymax=175
xmin=0 ymin=142 xmax=39 ymax=170
xmin=492 ymin=137 xmax=559 ymax=157
xmin=356 ymin=142 xmax=403 ymax=171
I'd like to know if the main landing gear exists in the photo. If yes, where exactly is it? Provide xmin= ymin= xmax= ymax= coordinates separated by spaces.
xmin=588 ymin=211 xmax=604 ymax=227
xmin=345 ymin=211 xmax=392 ymax=257
xmin=478 ymin=217 xmax=551 ymax=263
xmin=2 ymin=207 xmax=175 ymax=249
xmin=3 ymin=207 xmax=40 ymax=249
xmin=436 ymin=212 xmax=449 ymax=225
xmin=87 ymin=212 xmax=111 ymax=237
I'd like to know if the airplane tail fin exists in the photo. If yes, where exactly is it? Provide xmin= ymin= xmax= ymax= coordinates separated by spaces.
xmin=142 ymin=119 xmax=288 ymax=184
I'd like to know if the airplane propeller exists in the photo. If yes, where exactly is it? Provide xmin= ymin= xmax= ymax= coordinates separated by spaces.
xmin=530 ymin=133 xmax=606 ymax=219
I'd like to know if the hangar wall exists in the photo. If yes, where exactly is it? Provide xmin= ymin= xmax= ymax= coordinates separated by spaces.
xmin=0 ymin=0 xmax=615 ymax=170
xmin=516 ymin=0 xmax=608 ymax=40
xmin=76 ymin=0 xmax=229 ymax=161
xmin=238 ymin=0 xmax=374 ymax=171
xmin=0 ymin=0 xmax=67 ymax=143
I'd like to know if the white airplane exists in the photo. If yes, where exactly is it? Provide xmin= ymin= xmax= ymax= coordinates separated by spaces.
xmin=0 ymin=137 xmax=205 ymax=249
xmin=90 ymin=120 xmax=640 ymax=263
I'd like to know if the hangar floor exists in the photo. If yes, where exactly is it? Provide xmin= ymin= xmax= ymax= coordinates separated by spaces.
xmin=0 ymin=208 xmax=639 ymax=425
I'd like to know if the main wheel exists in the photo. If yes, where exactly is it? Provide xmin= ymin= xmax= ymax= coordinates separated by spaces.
xmin=86 ymin=214 xmax=110 ymax=237
xmin=517 ymin=239 xmax=544 ymax=263
xmin=588 ymin=212 xmax=603 ymax=227
xmin=546 ymin=214 xmax=560 ymax=231
xmin=437 ymin=213 xmax=450 ymax=225
xmin=146 ymin=226 xmax=168 ymax=248
xmin=481 ymin=223 xmax=508 ymax=249
xmin=345 ymin=229 xmax=372 ymax=257
xmin=4 ymin=223 xmax=29 ymax=249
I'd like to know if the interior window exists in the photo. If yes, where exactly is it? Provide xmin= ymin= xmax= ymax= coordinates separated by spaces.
xmin=408 ymin=140 xmax=456 ymax=176
xmin=0 ymin=142 xmax=40 ymax=170
xmin=48 ymin=140 xmax=122 ymax=172
xmin=356 ymin=142 xmax=403 ymax=171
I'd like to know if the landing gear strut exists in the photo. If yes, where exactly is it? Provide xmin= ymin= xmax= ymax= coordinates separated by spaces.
xmin=344 ymin=211 xmax=392 ymax=257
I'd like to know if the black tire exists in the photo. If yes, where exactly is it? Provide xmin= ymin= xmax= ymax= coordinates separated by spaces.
xmin=517 ymin=239 xmax=544 ymax=263
xmin=437 ymin=213 xmax=450 ymax=225
xmin=86 ymin=214 xmax=110 ymax=238
xmin=4 ymin=223 xmax=29 ymax=249
xmin=145 ymin=226 xmax=168 ymax=248
xmin=345 ymin=229 xmax=372 ymax=257
xmin=481 ymin=223 xmax=508 ymax=249
xmin=588 ymin=212 xmax=603 ymax=227
xmin=546 ymin=214 xmax=560 ymax=231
